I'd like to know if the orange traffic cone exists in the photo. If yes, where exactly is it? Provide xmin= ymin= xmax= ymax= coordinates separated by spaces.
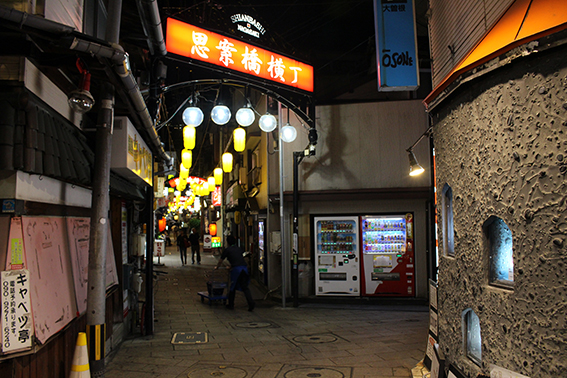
xmin=70 ymin=332 xmax=91 ymax=378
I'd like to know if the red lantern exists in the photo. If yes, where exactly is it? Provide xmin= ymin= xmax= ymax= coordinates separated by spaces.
xmin=158 ymin=218 xmax=166 ymax=232
xmin=209 ymin=223 xmax=217 ymax=236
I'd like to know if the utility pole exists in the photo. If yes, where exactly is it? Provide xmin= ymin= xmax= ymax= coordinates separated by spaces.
xmin=86 ymin=0 xmax=121 ymax=376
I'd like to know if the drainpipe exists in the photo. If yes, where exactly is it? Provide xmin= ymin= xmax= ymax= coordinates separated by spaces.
xmin=0 ymin=4 xmax=170 ymax=163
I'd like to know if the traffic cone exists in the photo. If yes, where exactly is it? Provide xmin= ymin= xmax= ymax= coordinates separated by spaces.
xmin=70 ymin=332 xmax=91 ymax=378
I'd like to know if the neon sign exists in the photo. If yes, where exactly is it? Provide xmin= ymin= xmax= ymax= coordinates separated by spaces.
xmin=166 ymin=18 xmax=314 ymax=93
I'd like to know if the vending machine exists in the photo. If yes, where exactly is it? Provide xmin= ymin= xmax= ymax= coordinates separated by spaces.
xmin=314 ymin=216 xmax=360 ymax=296
xmin=360 ymin=213 xmax=415 ymax=296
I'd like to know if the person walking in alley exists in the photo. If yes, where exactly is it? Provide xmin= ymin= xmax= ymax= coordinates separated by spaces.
xmin=176 ymin=228 xmax=189 ymax=265
xmin=189 ymin=227 xmax=201 ymax=264
xmin=215 ymin=235 xmax=255 ymax=311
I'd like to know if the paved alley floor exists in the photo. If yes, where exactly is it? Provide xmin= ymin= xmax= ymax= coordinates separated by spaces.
xmin=105 ymin=246 xmax=429 ymax=378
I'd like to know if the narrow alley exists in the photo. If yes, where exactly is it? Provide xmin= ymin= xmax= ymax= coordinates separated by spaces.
xmin=105 ymin=246 xmax=429 ymax=378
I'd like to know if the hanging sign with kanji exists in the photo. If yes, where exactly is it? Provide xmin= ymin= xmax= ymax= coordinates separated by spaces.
xmin=166 ymin=18 xmax=314 ymax=93
xmin=1 ymin=269 xmax=33 ymax=353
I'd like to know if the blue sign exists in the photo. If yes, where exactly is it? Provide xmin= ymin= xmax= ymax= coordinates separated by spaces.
xmin=2 ymin=199 xmax=16 ymax=213
xmin=374 ymin=0 xmax=420 ymax=91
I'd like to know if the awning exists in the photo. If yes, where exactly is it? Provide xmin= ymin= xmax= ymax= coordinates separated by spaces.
xmin=425 ymin=0 xmax=567 ymax=107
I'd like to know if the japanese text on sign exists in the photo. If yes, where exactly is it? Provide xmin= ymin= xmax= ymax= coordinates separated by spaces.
xmin=1 ymin=270 xmax=33 ymax=353
xmin=166 ymin=18 xmax=314 ymax=93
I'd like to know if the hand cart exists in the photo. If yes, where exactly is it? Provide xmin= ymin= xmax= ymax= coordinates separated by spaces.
xmin=198 ymin=268 xmax=229 ymax=305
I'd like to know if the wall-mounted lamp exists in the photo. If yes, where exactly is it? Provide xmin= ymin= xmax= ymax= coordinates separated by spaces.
xmin=68 ymin=58 xmax=95 ymax=114
xmin=407 ymin=150 xmax=425 ymax=176
xmin=406 ymin=126 xmax=432 ymax=177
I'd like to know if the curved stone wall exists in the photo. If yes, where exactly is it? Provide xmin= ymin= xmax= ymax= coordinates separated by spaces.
xmin=432 ymin=42 xmax=567 ymax=378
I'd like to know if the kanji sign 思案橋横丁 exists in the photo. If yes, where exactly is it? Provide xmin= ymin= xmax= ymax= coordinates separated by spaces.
xmin=166 ymin=18 xmax=314 ymax=93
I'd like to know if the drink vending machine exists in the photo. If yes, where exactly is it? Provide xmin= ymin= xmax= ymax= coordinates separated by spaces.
xmin=360 ymin=213 xmax=415 ymax=296
xmin=314 ymin=216 xmax=360 ymax=296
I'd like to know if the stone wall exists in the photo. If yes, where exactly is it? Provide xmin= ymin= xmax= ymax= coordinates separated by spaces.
xmin=432 ymin=42 xmax=567 ymax=377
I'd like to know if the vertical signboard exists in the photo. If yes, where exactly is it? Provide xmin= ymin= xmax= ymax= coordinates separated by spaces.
xmin=374 ymin=0 xmax=420 ymax=91
xmin=1 ymin=269 xmax=33 ymax=353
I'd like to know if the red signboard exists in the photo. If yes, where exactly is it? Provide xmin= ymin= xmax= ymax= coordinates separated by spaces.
xmin=212 ymin=186 xmax=222 ymax=207
xmin=166 ymin=18 xmax=314 ymax=93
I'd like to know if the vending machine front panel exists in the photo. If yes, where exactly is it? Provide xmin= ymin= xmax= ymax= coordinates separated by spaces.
xmin=360 ymin=213 xmax=415 ymax=297
xmin=314 ymin=216 xmax=360 ymax=296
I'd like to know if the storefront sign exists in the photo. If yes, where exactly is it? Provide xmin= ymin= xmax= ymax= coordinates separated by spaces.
xmin=231 ymin=14 xmax=266 ymax=39
xmin=111 ymin=117 xmax=153 ymax=185
xmin=373 ymin=0 xmax=420 ymax=91
xmin=212 ymin=186 xmax=222 ymax=207
xmin=1 ymin=270 xmax=33 ymax=354
xmin=166 ymin=18 xmax=314 ymax=93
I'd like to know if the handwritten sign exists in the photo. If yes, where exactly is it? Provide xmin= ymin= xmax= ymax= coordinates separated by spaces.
xmin=1 ymin=269 xmax=33 ymax=353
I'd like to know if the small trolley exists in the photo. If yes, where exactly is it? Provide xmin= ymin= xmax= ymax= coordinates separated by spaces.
xmin=198 ymin=268 xmax=229 ymax=305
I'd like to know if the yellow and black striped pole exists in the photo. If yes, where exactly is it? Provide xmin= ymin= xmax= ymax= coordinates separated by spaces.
xmin=86 ymin=324 xmax=106 ymax=366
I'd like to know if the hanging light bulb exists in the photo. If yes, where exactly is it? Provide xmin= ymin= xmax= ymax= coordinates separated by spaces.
xmin=281 ymin=123 xmax=298 ymax=143
xmin=183 ymin=125 xmax=196 ymax=150
xmin=208 ymin=176 xmax=216 ymax=189
xmin=214 ymin=167 xmax=223 ymax=185
xmin=233 ymin=127 xmax=246 ymax=152
xmin=182 ymin=106 xmax=204 ymax=126
xmin=222 ymin=152 xmax=233 ymax=172
xmin=236 ymin=105 xmax=255 ymax=127
xmin=211 ymin=105 xmax=231 ymax=125
xmin=181 ymin=149 xmax=192 ymax=169
xmin=259 ymin=113 xmax=277 ymax=132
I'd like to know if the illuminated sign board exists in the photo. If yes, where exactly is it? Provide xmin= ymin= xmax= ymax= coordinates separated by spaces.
xmin=212 ymin=186 xmax=222 ymax=207
xmin=166 ymin=18 xmax=314 ymax=93
xmin=373 ymin=0 xmax=420 ymax=91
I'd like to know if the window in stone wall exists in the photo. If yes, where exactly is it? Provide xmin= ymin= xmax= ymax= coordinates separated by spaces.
xmin=483 ymin=216 xmax=514 ymax=288
xmin=441 ymin=184 xmax=454 ymax=257
xmin=463 ymin=308 xmax=482 ymax=366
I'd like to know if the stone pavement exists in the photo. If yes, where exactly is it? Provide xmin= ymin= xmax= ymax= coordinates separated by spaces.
xmin=105 ymin=246 xmax=430 ymax=378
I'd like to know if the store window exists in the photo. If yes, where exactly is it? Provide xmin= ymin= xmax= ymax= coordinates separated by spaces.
xmin=441 ymin=184 xmax=454 ymax=257
xmin=463 ymin=309 xmax=482 ymax=366
xmin=483 ymin=216 xmax=514 ymax=288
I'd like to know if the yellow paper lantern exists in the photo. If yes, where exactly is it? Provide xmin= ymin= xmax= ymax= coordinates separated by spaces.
xmin=233 ymin=127 xmax=246 ymax=152
xmin=181 ymin=149 xmax=192 ymax=169
xmin=208 ymin=176 xmax=216 ymax=189
xmin=222 ymin=152 xmax=233 ymax=173
xmin=183 ymin=125 xmax=196 ymax=150
xmin=180 ymin=163 xmax=189 ymax=178
xmin=202 ymin=181 xmax=209 ymax=194
xmin=214 ymin=167 xmax=223 ymax=185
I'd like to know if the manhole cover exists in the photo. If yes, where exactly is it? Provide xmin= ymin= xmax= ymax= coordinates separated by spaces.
xmin=188 ymin=366 xmax=247 ymax=378
xmin=171 ymin=332 xmax=208 ymax=344
xmin=292 ymin=334 xmax=338 ymax=344
xmin=234 ymin=321 xmax=273 ymax=329
xmin=285 ymin=367 xmax=344 ymax=378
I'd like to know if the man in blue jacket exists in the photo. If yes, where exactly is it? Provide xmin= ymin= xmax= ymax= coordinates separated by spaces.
xmin=215 ymin=235 xmax=255 ymax=311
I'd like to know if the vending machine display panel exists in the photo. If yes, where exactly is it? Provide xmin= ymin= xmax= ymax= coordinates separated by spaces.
xmin=360 ymin=214 xmax=415 ymax=297
xmin=314 ymin=216 xmax=360 ymax=296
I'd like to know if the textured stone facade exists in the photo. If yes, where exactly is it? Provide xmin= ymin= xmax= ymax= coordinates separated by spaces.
xmin=432 ymin=41 xmax=567 ymax=377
